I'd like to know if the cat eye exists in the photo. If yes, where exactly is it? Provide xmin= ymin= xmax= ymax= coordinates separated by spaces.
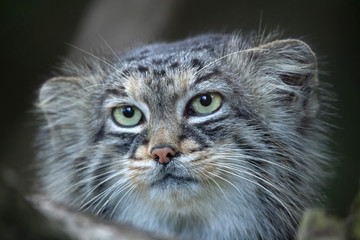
xmin=112 ymin=106 xmax=143 ymax=127
xmin=189 ymin=93 xmax=222 ymax=115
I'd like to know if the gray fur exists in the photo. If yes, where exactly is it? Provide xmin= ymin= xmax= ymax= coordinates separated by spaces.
xmin=36 ymin=32 xmax=333 ymax=240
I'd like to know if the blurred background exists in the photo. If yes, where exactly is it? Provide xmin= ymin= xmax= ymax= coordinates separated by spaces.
xmin=0 ymin=0 xmax=359 ymax=231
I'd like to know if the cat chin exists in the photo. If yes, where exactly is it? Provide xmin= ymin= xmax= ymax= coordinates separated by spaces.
xmin=150 ymin=173 xmax=198 ymax=189
xmin=114 ymin=189 xmax=257 ymax=240
xmin=146 ymin=181 xmax=200 ymax=207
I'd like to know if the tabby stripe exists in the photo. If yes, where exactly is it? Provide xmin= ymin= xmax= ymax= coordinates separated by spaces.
xmin=195 ymin=124 xmax=225 ymax=139
xmin=104 ymin=88 xmax=127 ymax=97
xmin=128 ymin=130 xmax=148 ymax=159
xmin=234 ymin=107 xmax=253 ymax=121
xmin=191 ymin=58 xmax=203 ymax=70
xmin=170 ymin=62 xmax=179 ymax=69
xmin=194 ymin=68 xmax=221 ymax=85
xmin=100 ymin=88 xmax=127 ymax=106
xmin=93 ymin=125 xmax=105 ymax=143
xmin=181 ymin=123 xmax=209 ymax=148
xmin=137 ymin=65 xmax=149 ymax=73
xmin=193 ymin=115 xmax=229 ymax=126
xmin=108 ymin=132 xmax=139 ymax=153
xmin=108 ymin=132 xmax=138 ymax=139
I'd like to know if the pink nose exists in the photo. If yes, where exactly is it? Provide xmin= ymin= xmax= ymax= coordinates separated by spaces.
xmin=151 ymin=147 xmax=176 ymax=165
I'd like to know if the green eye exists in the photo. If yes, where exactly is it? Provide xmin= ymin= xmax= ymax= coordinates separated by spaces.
xmin=190 ymin=93 xmax=222 ymax=115
xmin=112 ymin=106 xmax=142 ymax=127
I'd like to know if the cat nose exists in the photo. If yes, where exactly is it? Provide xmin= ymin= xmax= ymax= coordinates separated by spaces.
xmin=151 ymin=146 xmax=176 ymax=166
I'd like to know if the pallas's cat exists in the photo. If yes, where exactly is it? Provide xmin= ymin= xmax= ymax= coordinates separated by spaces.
xmin=36 ymin=32 xmax=332 ymax=239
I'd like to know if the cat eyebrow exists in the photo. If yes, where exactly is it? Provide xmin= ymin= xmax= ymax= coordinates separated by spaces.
xmin=105 ymin=88 xmax=128 ymax=97
xmin=101 ymin=88 xmax=129 ymax=106
xmin=193 ymin=68 xmax=221 ymax=86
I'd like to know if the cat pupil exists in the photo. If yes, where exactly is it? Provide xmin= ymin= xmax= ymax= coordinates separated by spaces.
xmin=122 ymin=107 xmax=134 ymax=118
xmin=200 ymin=95 xmax=212 ymax=106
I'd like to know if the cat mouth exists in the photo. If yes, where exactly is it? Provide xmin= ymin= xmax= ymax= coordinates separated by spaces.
xmin=151 ymin=173 xmax=198 ymax=189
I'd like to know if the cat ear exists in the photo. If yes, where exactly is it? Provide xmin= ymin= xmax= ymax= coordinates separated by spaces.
xmin=39 ymin=77 xmax=82 ymax=103
xmin=255 ymin=39 xmax=318 ymax=88
xmin=38 ymin=77 xmax=84 ymax=143
xmin=38 ymin=77 xmax=83 ymax=118
xmin=241 ymin=39 xmax=319 ymax=117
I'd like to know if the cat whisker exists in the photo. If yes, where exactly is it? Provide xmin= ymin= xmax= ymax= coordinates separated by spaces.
xmin=257 ymin=11 xmax=263 ymax=42
xmin=50 ymin=165 xmax=116 ymax=200
xmin=205 ymin=169 xmax=246 ymax=201
xmin=213 ymin=165 xmax=297 ymax=224
xmin=96 ymin=32 xmax=141 ymax=82
xmin=96 ymin=31 xmax=126 ymax=69
xmin=215 ymin=147 xmax=303 ymax=178
xmin=93 ymin=171 xmax=132 ymax=208
xmin=112 ymin=182 xmax=140 ymax=214
xmin=84 ymin=177 xmax=131 ymax=213
xmin=65 ymin=42 xmax=120 ymax=72
xmin=79 ymin=170 xmax=125 ymax=208
xmin=96 ymin=32 xmax=119 ymax=60
xmin=87 ymin=171 xmax=131 ymax=209
xmin=207 ymin=162 xmax=303 ymax=213
xmin=92 ymin=180 xmax=133 ymax=215
xmin=193 ymin=46 xmax=267 ymax=76
xmin=109 ymin=183 xmax=139 ymax=219
xmin=198 ymin=169 xmax=230 ymax=201
xmin=72 ymin=160 xmax=114 ymax=176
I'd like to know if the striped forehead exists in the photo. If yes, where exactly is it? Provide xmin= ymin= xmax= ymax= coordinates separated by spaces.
xmin=122 ymin=55 xmax=222 ymax=91
xmin=121 ymin=68 xmax=194 ymax=108
xmin=103 ymin=53 xmax=226 ymax=112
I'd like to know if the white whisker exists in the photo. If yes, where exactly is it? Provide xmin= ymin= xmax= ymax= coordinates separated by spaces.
xmin=199 ymin=169 xmax=230 ymax=201
xmin=212 ymin=165 xmax=296 ymax=223
xmin=65 ymin=42 xmax=119 ymax=72
xmin=79 ymin=170 xmax=125 ymax=208
xmin=207 ymin=162 xmax=302 ymax=213
xmin=194 ymin=47 xmax=267 ymax=76
xmin=94 ymin=181 xmax=133 ymax=215
xmin=109 ymin=183 xmax=139 ymax=219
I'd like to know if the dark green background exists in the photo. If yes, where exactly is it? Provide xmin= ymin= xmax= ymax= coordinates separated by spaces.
xmin=0 ymin=0 xmax=359 ymax=219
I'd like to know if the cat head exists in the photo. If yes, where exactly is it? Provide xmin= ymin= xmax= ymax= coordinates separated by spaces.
xmin=37 ymin=33 xmax=326 ymax=235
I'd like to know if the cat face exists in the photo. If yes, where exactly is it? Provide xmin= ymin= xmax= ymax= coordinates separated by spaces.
xmin=101 ymin=61 xmax=251 ymax=210
xmin=37 ymin=33 xmax=329 ymax=239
